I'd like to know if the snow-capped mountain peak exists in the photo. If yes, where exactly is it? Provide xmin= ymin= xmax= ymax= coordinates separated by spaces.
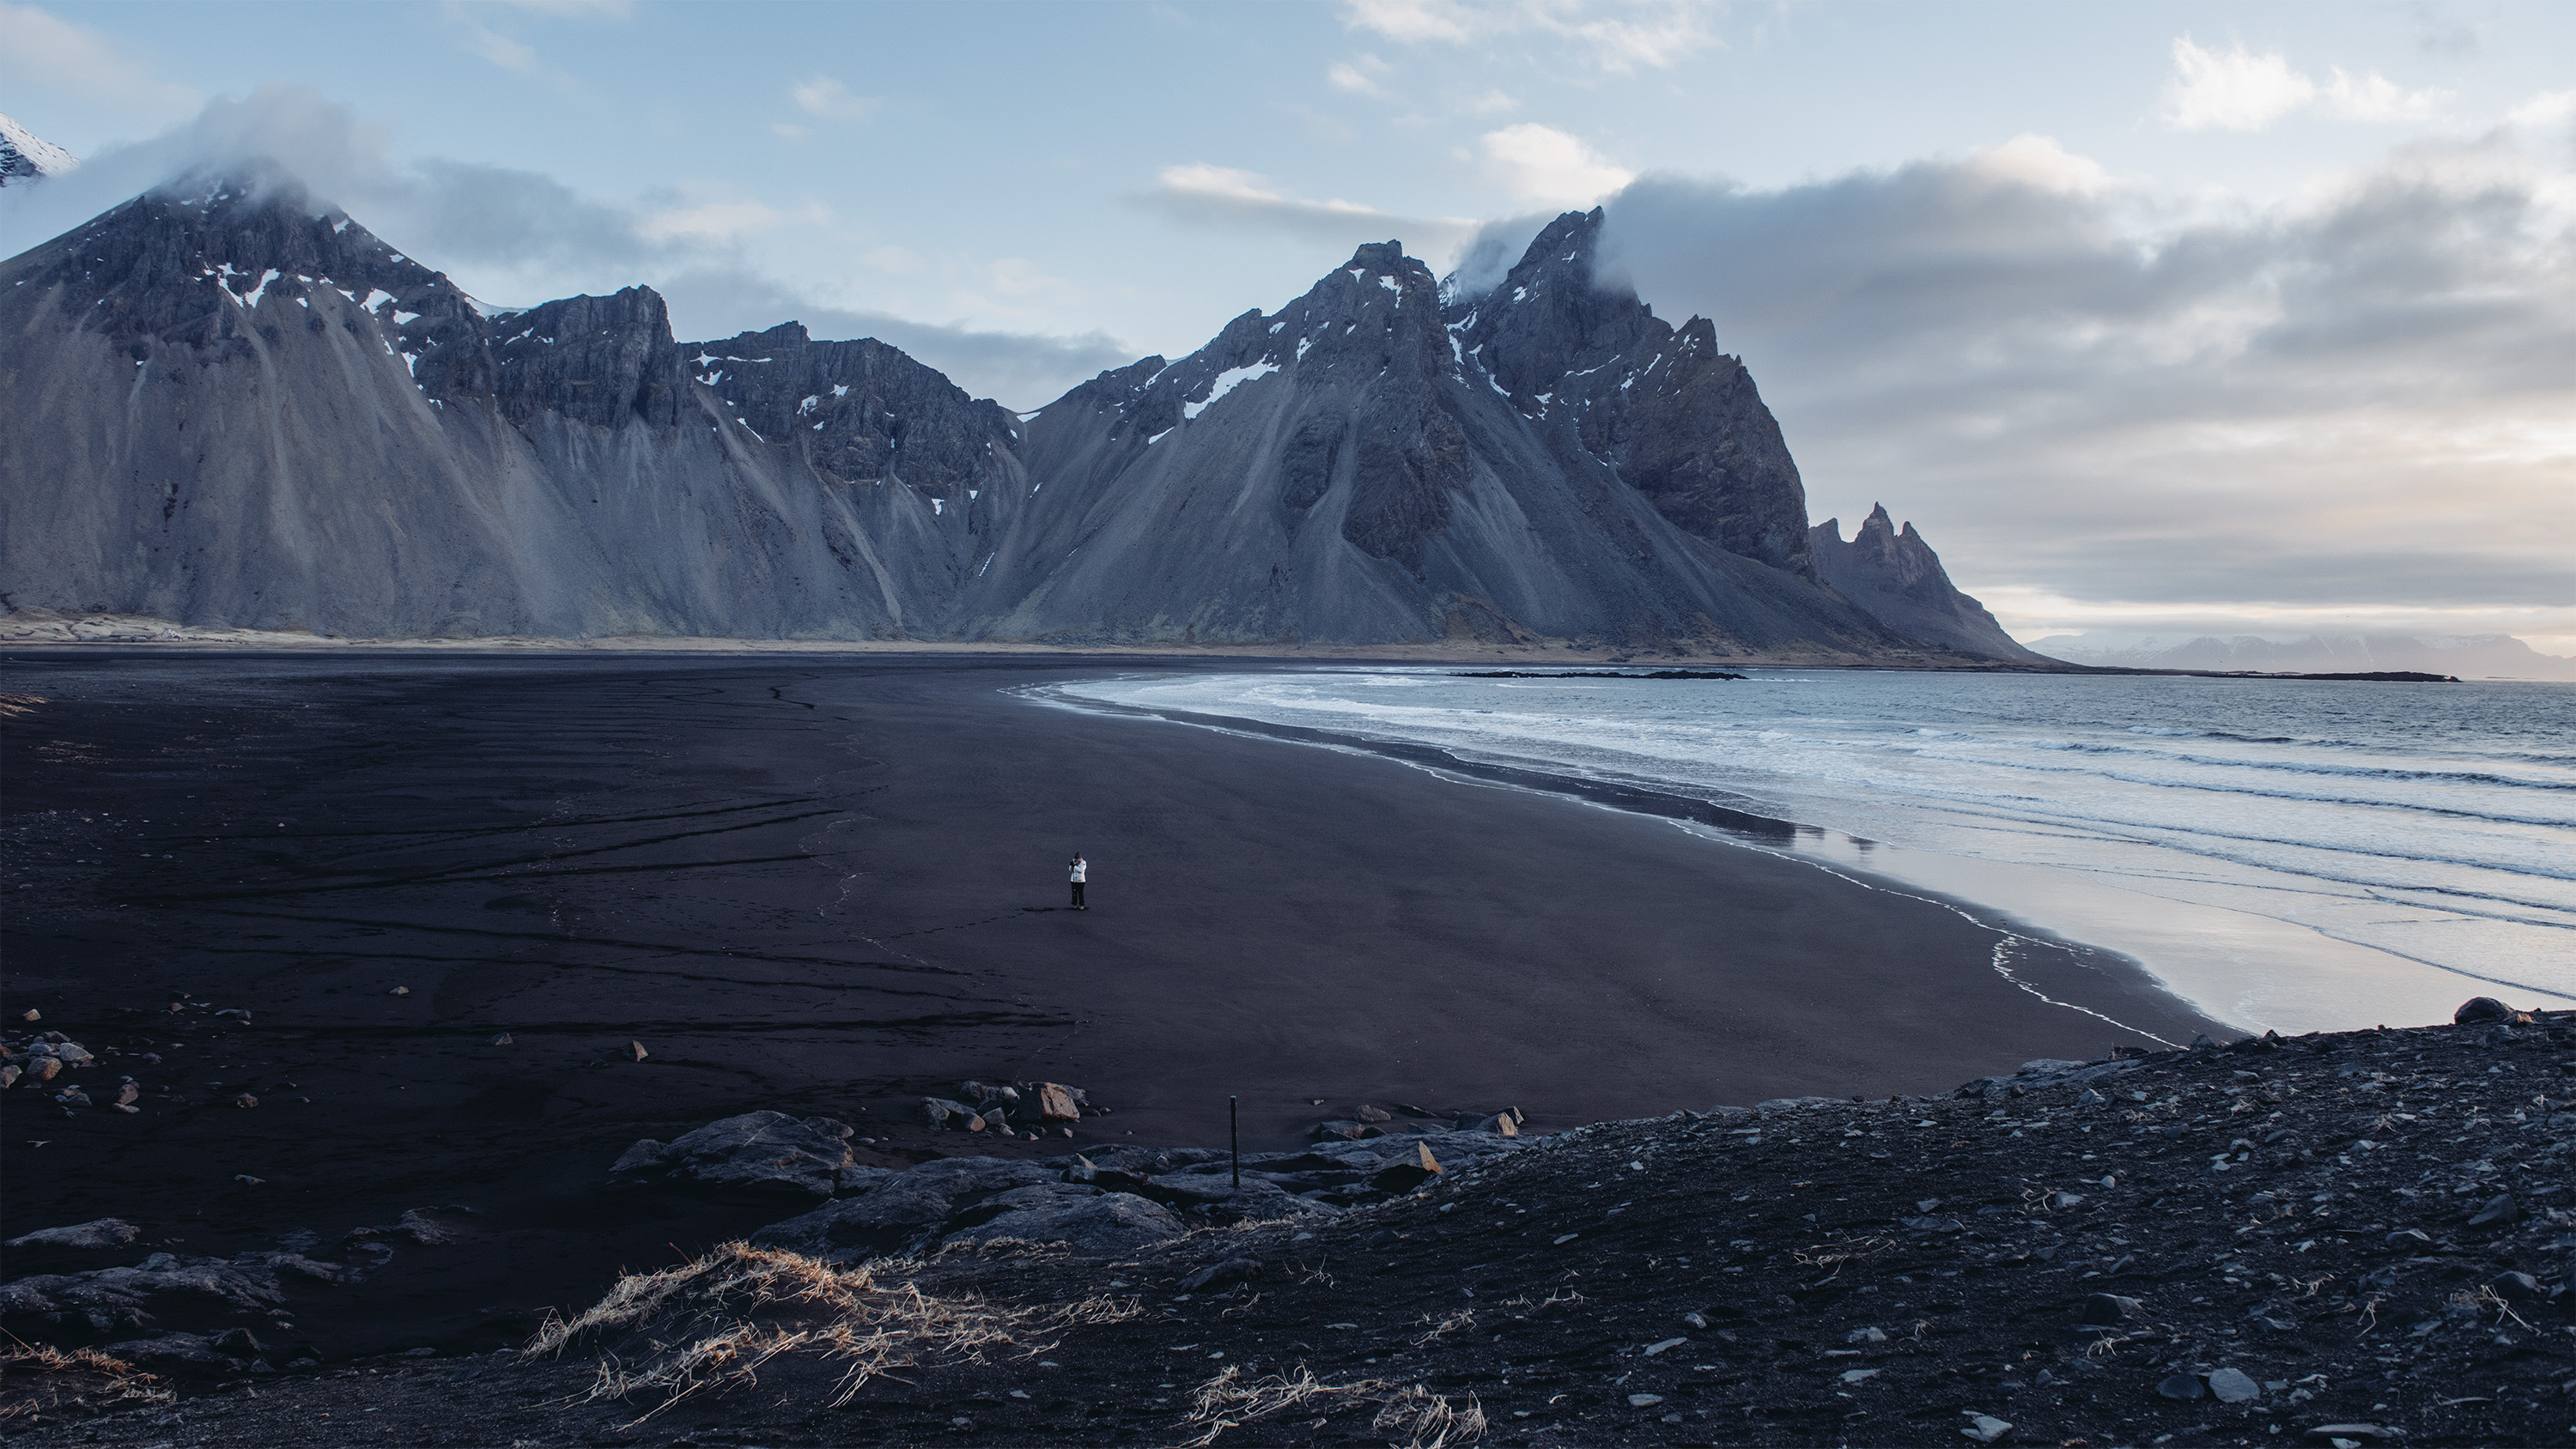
xmin=0 ymin=112 xmax=79 ymax=188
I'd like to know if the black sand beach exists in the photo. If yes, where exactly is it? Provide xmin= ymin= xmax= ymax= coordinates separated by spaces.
xmin=0 ymin=653 xmax=2228 ymax=1356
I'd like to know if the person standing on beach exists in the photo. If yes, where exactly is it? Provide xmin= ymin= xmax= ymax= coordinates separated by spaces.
xmin=1069 ymin=853 xmax=1087 ymax=910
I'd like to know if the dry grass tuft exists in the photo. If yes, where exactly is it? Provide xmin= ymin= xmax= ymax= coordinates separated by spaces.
xmin=531 ymin=1242 xmax=1139 ymax=1422
xmin=0 ymin=1343 xmax=173 ymax=1422
xmin=1173 ymin=1365 xmax=1485 ymax=1448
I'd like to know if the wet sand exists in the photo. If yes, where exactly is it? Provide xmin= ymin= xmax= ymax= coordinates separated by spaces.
xmin=0 ymin=652 xmax=2227 ymax=1355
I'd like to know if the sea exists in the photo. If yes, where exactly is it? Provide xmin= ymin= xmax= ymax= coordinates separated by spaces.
xmin=1045 ymin=668 xmax=2576 ymax=1034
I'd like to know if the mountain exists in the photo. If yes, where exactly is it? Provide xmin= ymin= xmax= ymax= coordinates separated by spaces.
xmin=970 ymin=211 xmax=1899 ymax=652
xmin=0 ymin=169 xmax=2014 ymax=660
xmin=0 ymin=112 xmax=78 ymax=188
xmin=0 ymin=169 xmax=1016 ymax=640
xmin=1809 ymin=506 xmax=2042 ymax=661
xmin=2028 ymin=633 xmax=2576 ymax=681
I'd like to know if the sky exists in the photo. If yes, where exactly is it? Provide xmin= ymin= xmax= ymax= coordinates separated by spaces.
xmin=3 ymin=0 xmax=2571 ymax=652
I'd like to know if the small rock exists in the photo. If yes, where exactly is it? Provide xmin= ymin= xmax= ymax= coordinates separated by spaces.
xmin=20 ymin=1009 xmax=37 ymax=1022
xmin=2206 ymin=1367 xmax=2259 ymax=1404
xmin=27 ymin=1056 xmax=61 ymax=1083
xmin=2156 ymin=1373 xmax=2205 ymax=1400
xmin=1961 ymin=1413 xmax=2012 ymax=1444
xmin=2384 ymin=1228 xmax=2432 ymax=1249
xmin=2302 ymin=1428 xmax=2391 ymax=1443
xmin=1682 ymin=1311 xmax=1710 ymax=1329
xmin=2079 ymin=1293 xmax=2144 ymax=1328
xmin=1640 ymin=1337 xmax=1685 ymax=1356
xmin=2190 ymin=1034 xmax=2217 ymax=1049
xmin=1840 ymin=1367 xmax=1879 ymax=1385
xmin=5 ymin=1218 xmax=141 ymax=1251
xmin=2488 ymin=1270 xmax=2542 ymax=1300
xmin=2467 ymin=1192 xmax=2516 ymax=1228
xmin=114 ymin=1082 xmax=139 ymax=1106
xmin=1177 ymin=1258 xmax=1261 ymax=1293
xmin=1625 ymin=1393 xmax=1663 ymax=1408
xmin=1845 ymin=1325 xmax=1888 ymax=1343
xmin=54 ymin=1086 xmax=92 ymax=1106
xmin=234 ymin=1093 xmax=258 ymax=1108
xmin=0 ymin=1064 xmax=15 ymax=1089
xmin=234 ymin=1175 xmax=264 ymax=1185
xmin=389 ymin=986 xmax=409 ymax=997
xmin=626 ymin=1040 xmax=647 ymax=1061
xmin=1356 ymin=1104 xmax=1391 ymax=1123
xmin=921 ymin=1096 xmax=976 ymax=1129
xmin=488 ymin=1034 xmax=513 ymax=1046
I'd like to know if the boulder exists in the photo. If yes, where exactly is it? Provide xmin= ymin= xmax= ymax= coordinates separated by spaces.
xmin=922 ymin=1096 xmax=977 ymax=1129
xmin=102 ymin=1332 xmax=228 ymax=1369
xmin=960 ymin=1080 xmax=1020 ymax=1105
xmin=611 ymin=1111 xmax=855 ymax=1200
xmin=943 ymin=1192 xmax=1185 ymax=1255
xmin=2453 ymin=997 xmax=2526 ymax=1025
xmin=0 ymin=1252 xmax=343 ymax=1333
xmin=750 ymin=1157 xmax=1060 ymax=1264
xmin=1028 ymin=1082 xmax=1082 ymax=1122
xmin=6 ymin=1218 xmax=141 ymax=1252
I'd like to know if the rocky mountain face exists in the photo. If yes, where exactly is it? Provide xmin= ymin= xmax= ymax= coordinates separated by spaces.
xmin=0 ymin=171 xmax=2012 ymax=658
xmin=0 ymin=112 xmax=77 ymax=189
xmin=1810 ymin=506 xmax=2041 ymax=660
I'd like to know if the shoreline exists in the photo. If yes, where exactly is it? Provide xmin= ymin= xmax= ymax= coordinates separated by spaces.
xmin=1027 ymin=681 xmax=2209 ymax=1046
xmin=3 ymin=652 xmax=2234 ymax=1360
xmin=1039 ymin=668 xmax=2576 ymax=1032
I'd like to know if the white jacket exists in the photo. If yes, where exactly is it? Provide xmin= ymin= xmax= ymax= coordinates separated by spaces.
xmin=1069 ymin=859 xmax=1087 ymax=882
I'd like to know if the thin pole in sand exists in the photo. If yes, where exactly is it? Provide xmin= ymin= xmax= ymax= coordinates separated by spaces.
xmin=1230 ymin=1094 xmax=1241 ymax=1189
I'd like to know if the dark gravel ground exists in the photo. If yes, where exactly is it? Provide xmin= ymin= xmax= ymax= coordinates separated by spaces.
xmin=9 ymin=1008 xmax=2572 ymax=1448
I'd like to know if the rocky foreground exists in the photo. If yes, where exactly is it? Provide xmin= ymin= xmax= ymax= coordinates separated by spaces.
xmin=3 ymin=999 xmax=2571 ymax=1447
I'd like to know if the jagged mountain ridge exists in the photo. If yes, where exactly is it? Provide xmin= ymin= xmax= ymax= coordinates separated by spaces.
xmin=1809 ymin=506 xmax=2040 ymax=661
xmin=0 ymin=168 xmax=2020 ymax=658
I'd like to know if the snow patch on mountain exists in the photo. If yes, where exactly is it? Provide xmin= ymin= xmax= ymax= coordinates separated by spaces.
xmin=0 ymin=112 xmax=79 ymax=188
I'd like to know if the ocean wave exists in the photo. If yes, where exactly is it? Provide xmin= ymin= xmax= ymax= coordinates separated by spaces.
xmin=1999 ymin=738 xmax=2575 ymax=793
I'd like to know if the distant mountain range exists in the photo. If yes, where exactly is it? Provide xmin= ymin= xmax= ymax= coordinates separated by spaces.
xmin=2029 ymin=633 xmax=2576 ymax=681
xmin=0 ymin=136 xmax=2032 ymax=661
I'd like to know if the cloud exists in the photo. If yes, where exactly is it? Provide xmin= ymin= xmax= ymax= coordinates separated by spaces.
xmin=1327 ymin=53 xmax=1392 ymax=97
xmin=792 ymin=76 xmax=883 ymax=122
xmin=0 ymin=83 xmax=1129 ymax=409
xmin=1137 ymin=161 xmax=1477 ymax=255
xmin=1342 ymin=0 xmax=1719 ymax=74
xmin=1550 ymin=128 xmax=2576 ymax=641
xmin=2161 ymin=37 xmax=2448 ymax=132
xmin=1479 ymin=123 xmax=1633 ymax=207
xmin=480 ymin=0 xmax=632 ymax=15
xmin=457 ymin=20 xmax=538 ymax=71
xmin=638 ymin=198 xmax=824 ymax=243
xmin=0 ymin=1 xmax=204 ymax=121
